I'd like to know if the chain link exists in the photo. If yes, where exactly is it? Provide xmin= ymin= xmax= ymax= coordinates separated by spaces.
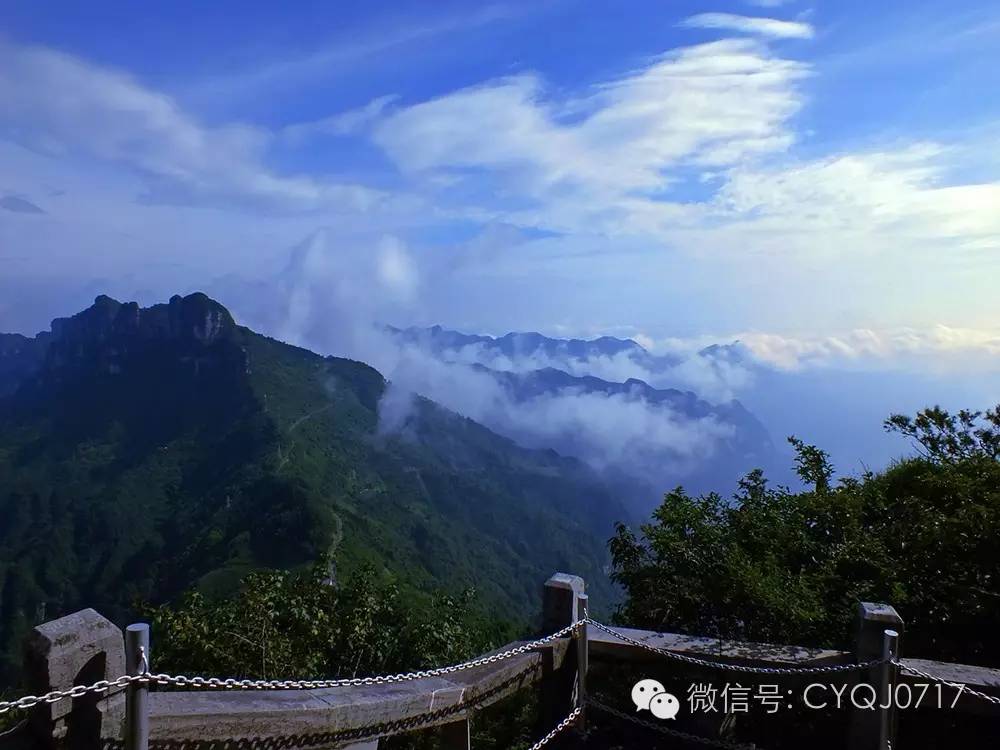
xmin=10 ymin=616 xmax=997 ymax=750
xmin=0 ymin=617 xmax=917 ymax=718
xmin=143 ymin=620 xmax=582 ymax=692
xmin=895 ymin=659 xmax=1000 ymax=706
xmin=586 ymin=619 xmax=889 ymax=676
xmin=527 ymin=706 xmax=582 ymax=750
xmin=0 ymin=674 xmax=145 ymax=714
xmin=0 ymin=620 xmax=582 ymax=713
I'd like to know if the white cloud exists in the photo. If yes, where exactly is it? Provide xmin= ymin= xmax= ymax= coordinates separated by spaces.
xmin=681 ymin=12 xmax=813 ymax=39
xmin=0 ymin=40 xmax=383 ymax=213
xmin=373 ymin=39 xmax=809 ymax=235
xmin=260 ymin=229 xmax=422 ymax=353
xmin=737 ymin=327 xmax=1000 ymax=370
xmin=363 ymin=24 xmax=1000 ymax=285
xmin=375 ymin=235 xmax=419 ymax=300
xmin=632 ymin=326 xmax=1000 ymax=378
xmin=378 ymin=343 xmax=737 ymax=486
xmin=282 ymin=96 xmax=399 ymax=142
xmin=707 ymin=144 xmax=1000 ymax=253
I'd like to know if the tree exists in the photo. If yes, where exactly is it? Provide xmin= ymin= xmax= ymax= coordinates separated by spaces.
xmin=610 ymin=406 xmax=1000 ymax=667
xmin=143 ymin=556 xmax=504 ymax=681
xmin=885 ymin=405 xmax=1000 ymax=463
xmin=787 ymin=436 xmax=834 ymax=492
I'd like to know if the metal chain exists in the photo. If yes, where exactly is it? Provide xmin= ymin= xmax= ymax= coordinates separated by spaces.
xmin=143 ymin=620 xmax=582 ymax=691
xmin=895 ymin=659 xmax=1000 ymax=706
xmin=0 ymin=620 xmax=580 ymax=713
xmin=0 ymin=674 xmax=142 ymax=714
xmin=527 ymin=706 xmax=582 ymax=750
xmin=588 ymin=697 xmax=761 ymax=750
xmin=2 ymin=617 xmax=904 ymax=715
xmin=586 ymin=619 xmax=888 ymax=676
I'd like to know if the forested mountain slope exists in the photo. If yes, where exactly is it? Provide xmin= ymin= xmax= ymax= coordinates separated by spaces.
xmin=0 ymin=293 xmax=626 ymax=680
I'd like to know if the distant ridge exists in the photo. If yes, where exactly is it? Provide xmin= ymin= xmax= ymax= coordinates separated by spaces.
xmin=386 ymin=323 xmax=680 ymax=371
xmin=385 ymin=324 xmax=780 ymax=508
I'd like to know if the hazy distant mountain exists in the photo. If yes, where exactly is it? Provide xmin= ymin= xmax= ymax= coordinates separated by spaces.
xmin=0 ymin=294 xmax=626 ymax=679
xmin=386 ymin=324 xmax=681 ymax=373
xmin=485 ymin=365 xmax=778 ymax=501
xmin=487 ymin=365 xmax=770 ymax=446
xmin=385 ymin=326 xmax=781 ymax=509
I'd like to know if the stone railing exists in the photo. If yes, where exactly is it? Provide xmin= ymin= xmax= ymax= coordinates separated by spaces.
xmin=3 ymin=573 xmax=1000 ymax=750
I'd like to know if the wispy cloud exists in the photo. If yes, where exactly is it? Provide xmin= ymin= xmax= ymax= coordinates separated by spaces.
xmin=373 ymin=39 xmax=809 ymax=234
xmin=647 ymin=326 xmax=1000 ymax=373
xmin=740 ymin=327 xmax=1000 ymax=370
xmin=680 ymin=12 xmax=814 ymax=40
xmin=0 ymin=40 xmax=383 ymax=213
xmin=745 ymin=0 xmax=796 ymax=8
xmin=189 ymin=5 xmax=517 ymax=108
xmin=714 ymin=144 xmax=1000 ymax=251
xmin=282 ymin=96 xmax=399 ymax=143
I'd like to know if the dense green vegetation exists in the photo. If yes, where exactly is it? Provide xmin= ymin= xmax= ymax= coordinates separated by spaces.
xmin=0 ymin=294 xmax=625 ymax=683
xmin=145 ymin=556 xmax=505 ymax=682
xmin=610 ymin=405 xmax=1000 ymax=665
xmin=143 ymin=558 xmax=542 ymax=750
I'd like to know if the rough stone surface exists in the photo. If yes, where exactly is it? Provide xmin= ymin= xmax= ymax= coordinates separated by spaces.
xmin=542 ymin=573 xmax=585 ymax=633
xmin=146 ymin=648 xmax=547 ymax=746
xmin=23 ymin=609 xmax=126 ymax=746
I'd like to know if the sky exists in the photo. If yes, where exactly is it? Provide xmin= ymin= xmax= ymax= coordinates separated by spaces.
xmin=2 ymin=0 xmax=999 ymax=377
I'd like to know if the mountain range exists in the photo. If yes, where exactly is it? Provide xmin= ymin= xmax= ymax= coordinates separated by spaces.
xmin=385 ymin=324 xmax=781 ymax=508
xmin=0 ymin=293 xmax=627 ymax=680
xmin=386 ymin=324 xmax=683 ymax=375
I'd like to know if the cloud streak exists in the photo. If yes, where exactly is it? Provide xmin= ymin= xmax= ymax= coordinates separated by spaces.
xmin=0 ymin=40 xmax=383 ymax=214
xmin=373 ymin=39 xmax=809 ymax=236
xmin=736 ymin=327 xmax=1000 ymax=371
xmin=282 ymin=96 xmax=400 ymax=143
xmin=681 ymin=13 xmax=814 ymax=40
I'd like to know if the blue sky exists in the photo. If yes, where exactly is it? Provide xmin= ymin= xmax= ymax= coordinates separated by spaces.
xmin=2 ymin=0 xmax=999 ymax=375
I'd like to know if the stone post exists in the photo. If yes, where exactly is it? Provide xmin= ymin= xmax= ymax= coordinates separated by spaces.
xmin=22 ymin=609 xmax=126 ymax=749
xmin=539 ymin=573 xmax=585 ymax=734
xmin=542 ymin=573 xmax=585 ymax=634
xmin=848 ymin=602 xmax=904 ymax=750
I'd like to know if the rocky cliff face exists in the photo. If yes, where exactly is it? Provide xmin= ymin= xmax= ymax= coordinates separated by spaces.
xmin=2 ymin=293 xmax=247 ymax=393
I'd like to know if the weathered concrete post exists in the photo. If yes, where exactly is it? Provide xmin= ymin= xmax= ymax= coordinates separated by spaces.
xmin=849 ymin=602 xmax=903 ymax=750
xmin=542 ymin=573 xmax=585 ymax=634
xmin=125 ymin=624 xmax=150 ymax=750
xmin=23 ymin=609 xmax=126 ymax=748
xmin=539 ymin=573 xmax=585 ymax=734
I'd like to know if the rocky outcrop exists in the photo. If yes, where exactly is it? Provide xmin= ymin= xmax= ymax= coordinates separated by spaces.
xmin=0 ymin=293 xmax=247 ymax=394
